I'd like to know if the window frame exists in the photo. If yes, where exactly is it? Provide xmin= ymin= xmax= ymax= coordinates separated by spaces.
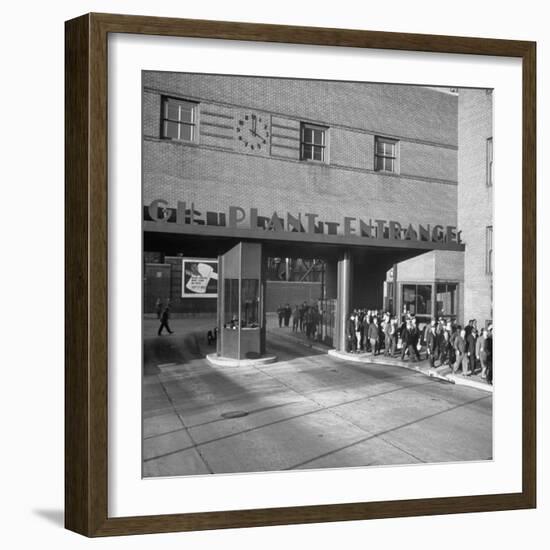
xmin=300 ymin=122 xmax=329 ymax=163
xmin=486 ymin=225 xmax=493 ymax=275
xmin=401 ymin=283 xmax=433 ymax=322
xmin=486 ymin=136 xmax=494 ymax=186
xmin=160 ymin=96 xmax=199 ymax=143
xmin=374 ymin=136 xmax=400 ymax=174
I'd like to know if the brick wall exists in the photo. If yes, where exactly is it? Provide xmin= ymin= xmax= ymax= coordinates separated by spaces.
xmin=142 ymin=73 xmax=459 ymax=233
xmin=265 ymin=282 xmax=322 ymax=312
xmin=457 ymin=89 xmax=493 ymax=326
xmin=143 ymin=73 xmax=457 ymax=146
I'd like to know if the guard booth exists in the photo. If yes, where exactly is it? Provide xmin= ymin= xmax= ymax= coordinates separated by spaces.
xmin=217 ymin=242 xmax=266 ymax=360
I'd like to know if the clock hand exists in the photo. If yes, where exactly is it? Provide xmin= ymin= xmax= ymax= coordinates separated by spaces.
xmin=249 ymin=129 xmax=266 ymax=139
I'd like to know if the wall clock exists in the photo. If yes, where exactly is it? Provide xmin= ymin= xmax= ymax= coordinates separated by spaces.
xmin=235 ymin=112 xmax=270 ymax=152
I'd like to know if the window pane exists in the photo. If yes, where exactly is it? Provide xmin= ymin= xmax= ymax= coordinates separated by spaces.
xmin=179 ymin=105 xmax=194 ymax=123
xmin=224 ymin=279 xmax=239 ymax=327
xmin=376 ymin=139 xmax=396 ymax=157
xmin=241 ymin=279 xmax=259 ymax=327
xmin=416 ymin=285 xmax=432 ymax=315
xmin=402 ymin=284 xmax=416 ymax=314
xmin=313 ymin=146 xmax=323 ymax=161
xmin=303 ymin=144 xmax=313 ymax=159
xmin=180 ymin=124 xmax=193 ymax=141
xmin=313 ymin=129 xmax=324 ymax=145
xmin=436 ymin=283 xmax=457 ymax=317
xmin=303 ymin=128 xmax=313 ymax=143
xmin=166 ymin=101 xmax=180 ymax=120
xmin=163 ymin=120 xmax=180 ymax=139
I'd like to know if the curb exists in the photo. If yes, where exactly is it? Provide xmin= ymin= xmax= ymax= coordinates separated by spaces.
xmin=446 ymin=373 xmax=493 ymax=393
xmin=328 ymin=349 xmax=493 ymax=393
xmin=206 ymin=353 xmax=278 ymax=367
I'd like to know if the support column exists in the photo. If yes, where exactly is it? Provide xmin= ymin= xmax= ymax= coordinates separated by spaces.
xmin=335 ymin=251 xmax=352 ymax=352
xmin=324 ymin=260 xmax=338 ymax=300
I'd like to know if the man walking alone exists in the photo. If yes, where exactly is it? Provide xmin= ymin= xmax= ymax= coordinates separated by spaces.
xmin=158 ymin=303 xmax=174 ymax=335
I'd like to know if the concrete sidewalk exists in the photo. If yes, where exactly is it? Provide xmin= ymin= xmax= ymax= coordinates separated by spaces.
xmin=270 ymin=324 xmax=493 ymax=394
xmin=327 ymin=349 xmax=492 ymax=393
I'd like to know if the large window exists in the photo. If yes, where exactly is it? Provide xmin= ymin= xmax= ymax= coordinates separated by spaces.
xmin=402 ymin=284 xmax=432 ymax=322
xmin=223 ymin=278 xmax=261 ymax=329
xmin=224 ymin=279 xmax=239 ymax=328
xmin=486 ymin=226 xmax=493 ymax=275
xmin=161 ymin=97 xmax=198 ymax=142
xmin=436 ymin=283 xmax=458 ymax=320
xmin=374 ymin=136 xmax=399 ymax=173
xmin=300 ymin=123 xmax=327 ymax=162
xmin=241 ymin=279 xmax=260 ymax=328
xmin=486 ymin=137 xmax=493 ymax=186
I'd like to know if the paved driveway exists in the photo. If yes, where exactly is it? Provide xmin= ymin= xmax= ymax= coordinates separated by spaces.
xmin=142 ymin=317 xmax=492 ymax=477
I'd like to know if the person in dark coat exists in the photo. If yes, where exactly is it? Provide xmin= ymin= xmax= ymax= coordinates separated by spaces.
xmin=368 ymin=317 xmax=380 ymax=355
xmin=292 ymin=305 xmax=300 ymax=332
xmin=466 ymin=327 xmax=478 ymax=374
xmin=284 ymin=304 xmax=292 ymax=327
xmin=426 ymin=323 xmax=438 ymax=367
xmin=407 ymin=319 xmax=421 ymax=361
xmin=299 ymin=302 xmax=307 ymax=332
xmin=158 ymin=304 xmax=174 ymax=335
xmin=440 ymin=322 xmax=453 ymax=366
xmin=277 ymin=305 xmax=284 ymax=328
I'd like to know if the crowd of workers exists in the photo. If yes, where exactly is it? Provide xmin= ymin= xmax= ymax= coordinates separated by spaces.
xmin=276 ymin=304 xmax=493 ymax=384
xmin=277 ymin=302 xmax=322 ymax=340
xmin=346 ymin=309 xmax=493 ymax=384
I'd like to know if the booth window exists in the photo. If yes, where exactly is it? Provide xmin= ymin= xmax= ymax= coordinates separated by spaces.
xmin=374 ymin=136 xmax=399 ymax=173
xmin=436 ymin=283 xmax=458 ymax=321
xmin=224 ymin=279 xmax=239 ymax=329
xmin=241 ymin=279 xmax=260 ymax=328
xmin=300 ymin=123 xmax=327 ymax=162
xmin=161 ymin=97 xmax=198 ymax=142
xmin=402 ymin=284 xmax=432 ymax=323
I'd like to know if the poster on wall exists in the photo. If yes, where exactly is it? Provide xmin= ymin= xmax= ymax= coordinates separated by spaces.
xmin=181 ymin=258 xmax=218 ymax=298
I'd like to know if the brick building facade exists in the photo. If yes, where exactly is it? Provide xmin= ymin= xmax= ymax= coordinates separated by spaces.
xmin=142 ymin=72 xmax=490 ymax=355
xmin=457 ymin=89 xmax=494 ymax=327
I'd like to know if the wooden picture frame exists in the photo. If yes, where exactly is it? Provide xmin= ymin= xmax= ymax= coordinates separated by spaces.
xmin=65 ymin=12 xmax=536 ymax=537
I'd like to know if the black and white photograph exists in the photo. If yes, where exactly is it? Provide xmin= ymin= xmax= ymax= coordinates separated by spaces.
xmin=142 ymin=72 xmax=494 ymax=478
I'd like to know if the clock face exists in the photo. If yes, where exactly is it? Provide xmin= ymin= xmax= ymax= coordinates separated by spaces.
xmin=235 ymin=112 xmax=270 ymax=152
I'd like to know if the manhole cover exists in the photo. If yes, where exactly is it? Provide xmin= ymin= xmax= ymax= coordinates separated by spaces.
xmin=221 ymin=411 xmax=249 ymax=419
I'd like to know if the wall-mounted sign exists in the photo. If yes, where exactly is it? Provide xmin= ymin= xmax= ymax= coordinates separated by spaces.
xmin=147 ymin=199 xmax=462 ymax=246
xmin=182 ymin=258 xmax=218 ymax=298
